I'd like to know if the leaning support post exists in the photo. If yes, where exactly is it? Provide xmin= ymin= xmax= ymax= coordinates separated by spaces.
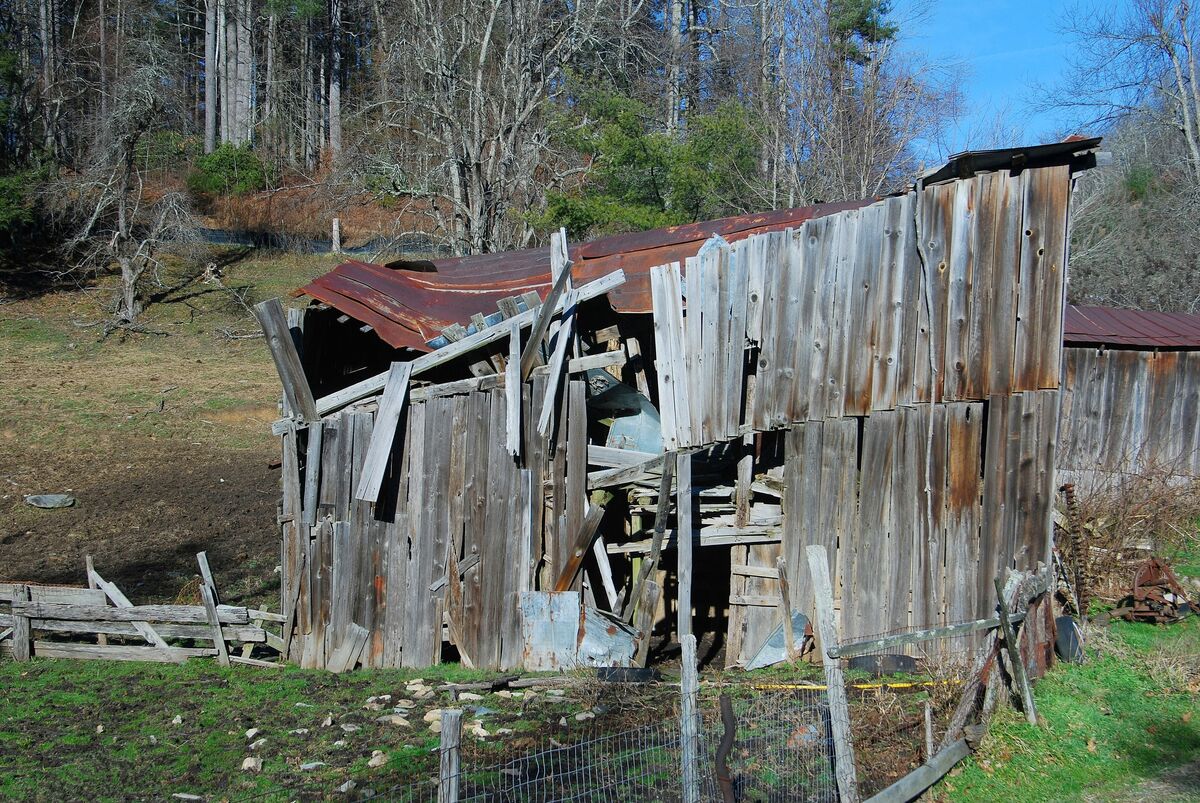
xmin=676 ymin=452 xmax=693 ymax=639
xmin=806 ymin=544 xmax=860 ymax=803
xmin=438 ymin=708 xmax=463 ymax=803
xmin=253 ymin=299 xmax=319 ymax=422
xmin=680 ymin=633 xmax=700 ymax=803
xmin=775 ymin=556 xmax=796 ymax=663
xmin=995 ymin=575 xmax=1038 ymax=726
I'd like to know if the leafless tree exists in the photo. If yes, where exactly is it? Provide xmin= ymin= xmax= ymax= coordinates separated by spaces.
xmin=48 ymin=44 xmax=200 ymax=330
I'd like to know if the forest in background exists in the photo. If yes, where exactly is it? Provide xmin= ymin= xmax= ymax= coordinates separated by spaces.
xmin=0 ymin=0 xmax=1197 ymax=326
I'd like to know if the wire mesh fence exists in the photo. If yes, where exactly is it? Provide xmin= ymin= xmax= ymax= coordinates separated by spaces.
xmin=360 ymin=688 xmax=834 ymax=802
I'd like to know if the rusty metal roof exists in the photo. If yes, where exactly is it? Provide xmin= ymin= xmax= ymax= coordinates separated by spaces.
xmin=301 ymin=201 xmax=869 ymax=351
xmin=300 ymin=138 xmax=1104 ymax=352
xmin=1064 ymin=304 xmax=1200 ymax=349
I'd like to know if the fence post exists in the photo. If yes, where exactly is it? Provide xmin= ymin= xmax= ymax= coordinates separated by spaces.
xmin=331 ymin=218 xmax=342 ymax=253
xmin=680 ymin=633 xmax=700 ymax=803
xmin=994 ymin=576 xmax=1037 ymax=726
xmin=12 ymin=584 xmax=30 ymax=661
xmin=805 ymin=545 xmax=860 ymax=803
xmin=438 ymin=709 xmax=462 ymax=803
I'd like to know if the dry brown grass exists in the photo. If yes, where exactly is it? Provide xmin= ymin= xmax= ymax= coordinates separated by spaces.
xmin=1058 ymin=464 xmax=1200 ymax=611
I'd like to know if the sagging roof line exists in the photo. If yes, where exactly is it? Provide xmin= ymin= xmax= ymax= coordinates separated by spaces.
xmin=300 ymin=138 xmax=1104 ymax=352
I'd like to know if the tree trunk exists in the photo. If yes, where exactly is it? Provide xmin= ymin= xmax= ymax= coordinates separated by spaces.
xmin=99 ymin=0 xmax=108 ymax=122
xmin=39 ymin=0 xmax=55 ymax=153
xmin=235 ymin=0 xmax=251 ymax=144
xmin=329 ymin=0 xmax=342 ymax=162
xmin=265 ymin=8 xmax=276 ymax=151
xmin=204 ymin=0 xmax=217 ymax=152
xmin=665 ymin=0 xmax=683 ymax=134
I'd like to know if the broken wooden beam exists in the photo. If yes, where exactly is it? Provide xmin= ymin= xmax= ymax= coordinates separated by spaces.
xmin=354 ymin=362 xmax=414 ymax=503
xmin=254 ymin=299 xmax=319 ymax=422
xmin=312 ymin=270 xmax=625 ymax=416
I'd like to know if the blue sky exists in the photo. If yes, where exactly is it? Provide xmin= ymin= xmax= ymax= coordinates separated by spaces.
xmin=895 ymin=0 xmax=1089 ymax=159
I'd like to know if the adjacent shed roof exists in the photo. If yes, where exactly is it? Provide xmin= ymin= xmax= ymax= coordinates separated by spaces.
xmin=1064 ymin=304 xmax=1200 ymax=349
xmin=299 ymin=138 xmax=1103 ymax=352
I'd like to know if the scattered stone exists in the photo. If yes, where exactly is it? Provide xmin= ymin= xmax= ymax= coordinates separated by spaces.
xmin=367 ymin=750 xmax=388 ymax=769
xmin=492 ymin=690 xmax=514 ymax=699
xmin=362 ymin=700 xmax=384 ymax=711
xmin=171 ymin=715 xmax=183 ymax=726
xmin=241 ymin=757 xmax=262 ymax=773
xmin=575 ymin=711 xmax=595 ymax=722
xmin=377 ymin=694 xmax=392 ymax=702
xmin=546 ymin=689 xmax=565 ymax=697
xmin=299 ymin=761 xmax=327 ymax=771
xmin=289 ymin=728 xmax=310 ymax=735
xmin=171 ymin=794 xmax=203 ymax=801
xmin=414 ymin=689 xmax=436 ymax=700
xmin=321 ymin=713 xmax=334 ymax=727
xmin=375 ymin=715 xmax=411 ymax=727
xmin=340 ymin=724 xmax=361 ymax=733
xmin=458 ymin=692 xmax=484 ymax=701
xmin=335 ymin=780 xmax=357 ymax=795
xmin=149 ymin=735 xmax=158 ymax=745
xmin=422 ymin=709 xmax=444 ymax=723
xmin=245 ymin=728 xmax=260 ymax=740
xmin=96 ymin=725 xmax=104 ymax=734
xmin=467 ymin=720 xmax=490 ymax=738
xmin=495 ymin=728 xmax=514 ymax=736
xmin=394 ymin=699 xmax=417 ymax=709
xmin=24 ymin=493 xmax=75 ymax=509
xmin=333 ymin=740 xmax=347 ymax=749
xmin=559 ymin=717 xmax=568 ymax=727
xmin=294 ymin=702 xmax=315 ymax=708
xmin=429 ymin=721 xmax=443 ymax=734
xmin=249 ymin=738 xmax=267 ymax=751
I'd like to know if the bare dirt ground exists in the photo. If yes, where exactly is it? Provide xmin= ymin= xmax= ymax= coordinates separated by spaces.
xmin=1 ymin=438 xmax=279 ymax=602
xmin=0 ymin=252 xmax=332 ymax=606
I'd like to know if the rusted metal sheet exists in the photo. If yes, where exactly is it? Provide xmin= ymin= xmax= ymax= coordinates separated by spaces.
xmin=301 ymin=201 xmax=871 ymax=352
xmin=1065 ymin=304 xmax=1200 ymax=349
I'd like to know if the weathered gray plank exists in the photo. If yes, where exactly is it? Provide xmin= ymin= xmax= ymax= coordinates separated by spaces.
xmin=254 ymin=299 xmax=318 ymax=421
xmin=355 ymin=362 xmax=413 ymax=503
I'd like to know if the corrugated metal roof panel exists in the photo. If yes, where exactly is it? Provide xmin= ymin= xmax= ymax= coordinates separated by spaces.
xmin=1064 ymin=305 xmax=1200 ymax=349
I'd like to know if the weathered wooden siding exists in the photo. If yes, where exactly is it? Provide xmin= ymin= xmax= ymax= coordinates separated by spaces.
xmin=280 ymin=161 xmax=1076 ymax=672
xmin=1058 ymin=347 xmax=1200 ymax=491
xmin=646 ymin=168 xmax=1070 ymax=667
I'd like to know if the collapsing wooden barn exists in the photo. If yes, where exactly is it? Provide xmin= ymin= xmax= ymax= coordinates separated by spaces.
xmin=1058 ymin=304 xmax=1200 ymax=492
xmin=258 ymin=139 xmax=1102 ymax=671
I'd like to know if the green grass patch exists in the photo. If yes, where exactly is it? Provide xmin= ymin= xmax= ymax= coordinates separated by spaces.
xmin=940 ymin=616 xmax=1200 ymax=801
xmin=0 ymin=658 xmax=560 ymax=801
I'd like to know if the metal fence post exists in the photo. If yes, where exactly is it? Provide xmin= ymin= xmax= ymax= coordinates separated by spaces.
xmin=438 ymin=709 xmax=463 ymax=803
xmin=680 ymin=633 xmax=700 ymax=803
